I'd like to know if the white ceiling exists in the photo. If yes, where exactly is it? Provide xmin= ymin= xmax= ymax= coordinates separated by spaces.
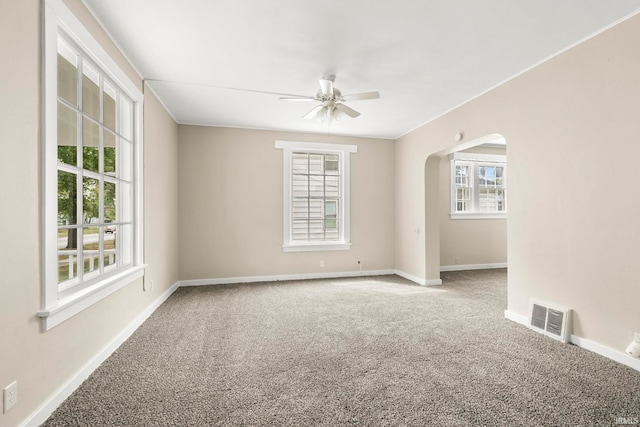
xmin=83 ymin=0 xmax=640 ymax=139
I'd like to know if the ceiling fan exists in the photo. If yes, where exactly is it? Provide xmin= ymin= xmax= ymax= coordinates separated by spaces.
xmin=279 ymin=74 xmax=380 ymax=123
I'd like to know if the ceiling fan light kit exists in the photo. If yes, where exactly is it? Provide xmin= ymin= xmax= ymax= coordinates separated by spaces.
xmin=279 ymin=74 xmax=380 ymax=128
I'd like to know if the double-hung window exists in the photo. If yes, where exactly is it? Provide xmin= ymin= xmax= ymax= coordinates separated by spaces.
xmin=40 ymin=0 xmax=144 ymax=330
xmin=275 ymin=141 xmax=357 ymax=252
xmin=450 ymin=153 xmax=507 ymax=219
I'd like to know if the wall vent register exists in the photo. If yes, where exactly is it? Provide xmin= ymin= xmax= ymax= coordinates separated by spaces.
xmin=528 ymin=299 xmax=571 ymax=343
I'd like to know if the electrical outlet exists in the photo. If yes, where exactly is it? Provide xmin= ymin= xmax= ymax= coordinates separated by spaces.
xmin=319 ymin=260 xmax=325 ymax=267
xmin=3 ymin=381 xmax=17 ymax=413
xmin=143 ymin=278 xmax=154 ymax=292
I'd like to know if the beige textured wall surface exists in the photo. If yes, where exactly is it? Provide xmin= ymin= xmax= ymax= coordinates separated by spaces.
xmin=439 ymin=146 xmax=507 ymax=268
xmin=143 ymin=88 xmax=180 ymax=297
xmin=178 ymin=126 xmax=395 ymax=281
xmin=0 ymin=1 xmax=179 ymax=426
xmin=396 ymin=14 xmax=640 ymax=352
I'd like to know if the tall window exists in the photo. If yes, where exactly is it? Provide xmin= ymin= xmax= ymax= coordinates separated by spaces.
xmin=450 ymin=153 xmax=507 ymax=219
xmin=276 ymin=141 xmax=357 ymax=252
xmin=41 ymin=0 xmax=144 ymax=330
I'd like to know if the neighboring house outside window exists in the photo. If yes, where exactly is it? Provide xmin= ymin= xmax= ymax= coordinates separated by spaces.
xmin=40 ymin=0 xmax=144 ymax=330
xmin=450 ymin=152 xmax=507 ymax=219
xmin=275 ymin=141 xmax=357 ymax=252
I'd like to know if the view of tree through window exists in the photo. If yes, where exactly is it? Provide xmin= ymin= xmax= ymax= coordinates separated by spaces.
xmin=56 ymin=35 xmax=132 ymax=289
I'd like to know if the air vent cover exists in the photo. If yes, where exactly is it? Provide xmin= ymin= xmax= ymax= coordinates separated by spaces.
xmin=528 ymin=299 xmax=571 ymax=343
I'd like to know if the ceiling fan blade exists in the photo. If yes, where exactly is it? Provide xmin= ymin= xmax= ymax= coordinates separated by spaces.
xmin=342 ymin=91 xmax=380 ymax=101
xmin=319 ymin=79 xmax=334 ymax=97
xmin=303 ymin=105 xmax=324 ymax=119
xmin=279 ymin=96 xmax=316 ymax=101
xmin=335 ymin=103 xmax=360 ymax=118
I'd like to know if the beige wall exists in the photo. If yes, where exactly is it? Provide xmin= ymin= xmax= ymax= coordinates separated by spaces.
xmin=0 ymin=1 xmax=179 ymax=426
xmin=178 ymin=126 xmax=395 ymax=281
xmin=396 ymin=14 xmax=640 ymax=352
xmin=439 ymin=146 xmax=507 ymax=268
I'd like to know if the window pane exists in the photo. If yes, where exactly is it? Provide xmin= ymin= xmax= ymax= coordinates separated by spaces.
xmin=103 ymin=81 xmax=117 ymax=131
xmin=82 ymin=60 xmax=100 ymax=120
xmin=57 ymin=102 xmax=77 ymax=166
xmin=292 ymin=153 xmax=308 ymax=174
xmin=325 ymin=200 xmax=337 ymax=216
xmin=82 ymin=176 xmax=99 ymax=224
xmin=104 ymin=225 xmax=117 ymax=269
xmin=325 ymin=175 xmax=339 ymax=198
xmin=309 ymin=154 xmax=323 ymax=174
xmin=104 ymin=180 xmax=116 ymax=222
xmin=309 ymin=175 xmax=324 ymax=197
xmin=82 ymin=117 xmax=100 ymax=172
xmin=292 ymin=199 xmax=308 ymax=220
xmin=57 ymin=37 xmax=78 ymax=107
xmin=479 ymin=189 xmax=501 ymax=212
xmin=496 ymin=167 xmax=504 ymax=186
xmin=291 ymin=220 xmax=308 ymax=241
xmin=57 ymin=57 xmax=78 ymax=107
xmin=58 ymin=170 xmax=78 ymax=225
xmin=456 ymin=187 xmax=471 ymax=212
xmin=324 ymin=218 xmax=337 ymax=230
xmin=58 ymin=248 xmax=78 ymax=284
xmin=325 ymin=199 xmax=338 ymax=231
xmin=292 ymin=174 xmax=308 ymax=198
xmin=104 ymin=129 xmax=116 ymax=175
xmin=455 ymin=164 xmax=469 ymax=186
xmin=309 ymin=199 xmax=323 ymax=220
xmin=325 ymin=155 xmax=339 ymax=174
xmin=82 ymin=227 xmax=100 ymax=275
xmin=309 ymin=220 xmax=325 ymax=240
xmin=483 ymin=166 xmax=496 ymax=187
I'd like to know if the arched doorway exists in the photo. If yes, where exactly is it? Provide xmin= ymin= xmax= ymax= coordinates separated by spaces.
xmin=424 ymin=134 xmax=507 ymax=283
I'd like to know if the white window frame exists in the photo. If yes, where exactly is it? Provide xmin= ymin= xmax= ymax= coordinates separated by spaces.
xmin=40 ymin=0 xmax=145 ymax=330
xmin=450 ymin=152 xmax=507 ymax=219
xmin=275 ymin=141 xmax=357 ymax=252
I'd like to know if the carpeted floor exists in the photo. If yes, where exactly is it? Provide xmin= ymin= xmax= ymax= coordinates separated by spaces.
xmin=43 ymin=269 xmax=640 ymax=426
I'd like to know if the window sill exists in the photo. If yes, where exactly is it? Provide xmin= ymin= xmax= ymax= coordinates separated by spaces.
xmin=38 ymin=265 xmax=146 ymax=331
xmin=450 ymin=212 xmax=507 ymax=220
xmin=283 ymin=242 xmax=352 ymax=252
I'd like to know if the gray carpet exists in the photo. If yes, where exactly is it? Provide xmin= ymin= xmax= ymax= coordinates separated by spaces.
xmin=43 ymin=269 xmax=640 ymax=426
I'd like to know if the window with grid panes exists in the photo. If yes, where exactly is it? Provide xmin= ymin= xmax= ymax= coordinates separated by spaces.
xmin=40 ymin=0 xmax=144 ymax=330
xmin=450 ymin=153 xmax=507 ymax=219
xmin=292 ymin=152 xmax=341 ymax=241
xmin=276 ymin=141 xmax=357 ymax=252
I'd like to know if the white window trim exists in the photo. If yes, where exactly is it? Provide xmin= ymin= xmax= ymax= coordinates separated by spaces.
xmin=40 ymin=0 xmax=145 ymax=331
xmin=275 ymin=140 xmax=357 ymax=252
xmin=449 ymin=152 xmax=507 ymax=220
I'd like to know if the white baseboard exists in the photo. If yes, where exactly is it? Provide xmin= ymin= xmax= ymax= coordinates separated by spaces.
xmin=393 ymin=270 xmax=442 ymax=286
xmin=569 ymin=335 xmax=640 ymax=372
xmin=440 ymin=263 xmax=507 ymax=272
xmin=504 ymin=310 xmax=640 ymax=373
xmin=178 ymin=269 xmax=444 ymax=288
xmin=504 ymin=309 xmax=528 ymax=325
xmin=21 ymin=282 xmax=180 ymax=427
xmin=177 ymin=269 xmax=396 ymax=287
